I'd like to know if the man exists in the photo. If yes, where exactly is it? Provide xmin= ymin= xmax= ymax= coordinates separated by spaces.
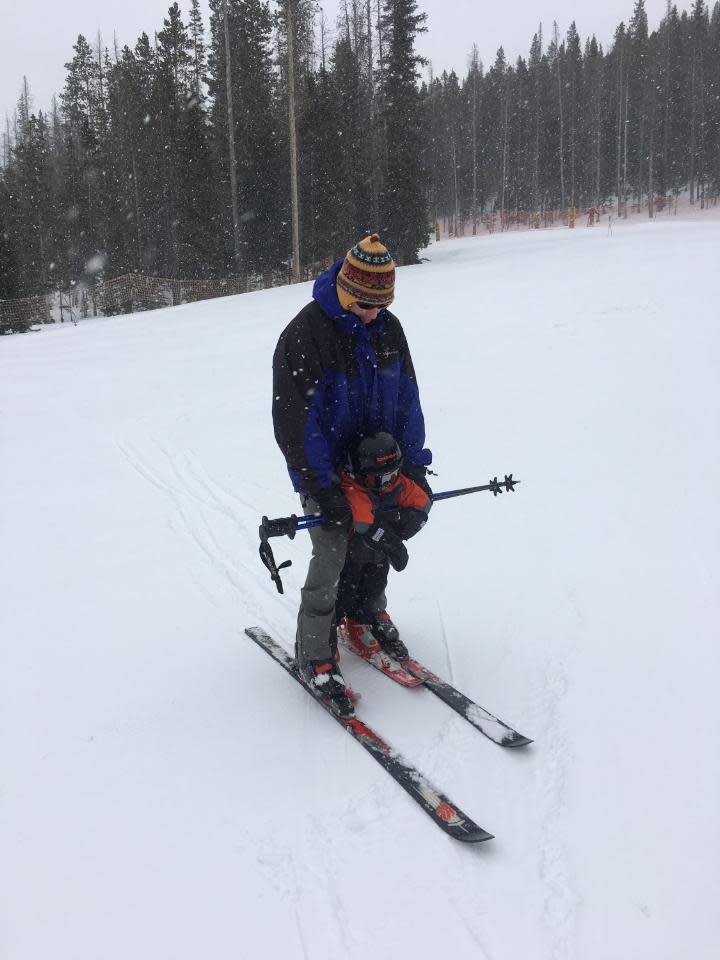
xmin=272 ymin=233 xmax=432 ymax=715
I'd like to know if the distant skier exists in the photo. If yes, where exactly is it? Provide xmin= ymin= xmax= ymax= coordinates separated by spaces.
xmin=272 ymin=233 xmax=432 ymax=715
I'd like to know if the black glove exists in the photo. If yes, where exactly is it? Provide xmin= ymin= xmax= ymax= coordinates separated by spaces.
xmin=403 ymin=464 xmax=433 ymax=499
xmin=393 ymin=507 xmax=428 ymax=541
xmin=364 ymin=522 xmax=408 ymax=572
xmin=313 ymin=486 xmax=351 ymax=531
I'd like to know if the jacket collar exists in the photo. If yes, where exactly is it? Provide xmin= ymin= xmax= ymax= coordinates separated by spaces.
xmin=312 ymin=259 xmax=385 ymax=339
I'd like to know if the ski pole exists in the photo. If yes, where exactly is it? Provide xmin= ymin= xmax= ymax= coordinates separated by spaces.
xmin=287 ymin=474 xmax=520 ymax=532
xmin=258 ymin=475 xmax=520 ymax=593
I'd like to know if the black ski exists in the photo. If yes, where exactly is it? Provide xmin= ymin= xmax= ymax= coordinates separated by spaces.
xmin=245 ymin=626 xmax=493 ymax=843
xmin=400 ymin=657 xmax=533 ymax=747
xmin=339 ymin=637 xmax=533 ymax=747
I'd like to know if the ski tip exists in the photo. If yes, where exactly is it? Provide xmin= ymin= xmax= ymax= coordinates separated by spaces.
xmin=457 ymin=827 xmax=495 ymax=843
xmin=448 ymin=823 xmax=495 ymax=843
xmin=503 ymin=734 xmax=534 ymax=748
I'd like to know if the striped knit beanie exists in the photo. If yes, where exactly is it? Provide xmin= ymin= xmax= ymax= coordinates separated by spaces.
xmin=336 ymin=234 xmax=396 ymax=310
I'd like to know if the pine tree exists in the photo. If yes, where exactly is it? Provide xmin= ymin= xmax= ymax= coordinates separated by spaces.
xmin=466 ymin=45 xmax=483 ymax=227
xmin=0 ymin=179 xmax=18 ymax=298
xmin=378 ymin=0 xmax=429 ymax=263
xmin=60 ymin=35 xmax=103 ymax=283
xmin=3 ymin=112 xmax=56 ymax=295
xmin=189 ymin=0 xmax=207 ymax=95
xmin=688 ymin=0 xmax=710 ymax=202
xmin=208 ymin=0 xmax=284 ymax=275
xmin=565 ymin=23 xmax=583 ymax=207
xmin=628 ymin=0 xmax=650 ymax=209
xmin=155 ymin=3 xmax=193 ymax=276
xmin=528 ymin=30 xmax=544 ymax=213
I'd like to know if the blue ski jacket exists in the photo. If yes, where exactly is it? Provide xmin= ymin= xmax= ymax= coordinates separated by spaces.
xmin=272 ymin=259 xmax=432 ymax=495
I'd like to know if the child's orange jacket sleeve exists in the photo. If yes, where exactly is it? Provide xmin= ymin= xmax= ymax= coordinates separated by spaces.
xmin=340 ymin=472 xmax=377 ymax=533
xmin=397 ymin=476 xmax=432 ymax=515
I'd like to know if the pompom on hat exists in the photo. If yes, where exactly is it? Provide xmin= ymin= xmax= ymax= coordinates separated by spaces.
xmin=336 ymin=234 xmax=396 ymax=310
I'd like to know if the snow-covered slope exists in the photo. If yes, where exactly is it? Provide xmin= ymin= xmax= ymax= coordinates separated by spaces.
xmin=2 ymin=221 xmax=719 ymax=959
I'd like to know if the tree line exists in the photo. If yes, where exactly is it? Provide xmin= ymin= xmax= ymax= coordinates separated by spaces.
xmin=429 ymin=0 xmax=720 ymax=230
xmin=0 ymin=0 xmax=718 ymax=302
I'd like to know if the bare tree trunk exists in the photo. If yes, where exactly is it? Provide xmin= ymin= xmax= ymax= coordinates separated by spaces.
xmin=501 ymin=94 xmax=509 ymax=228
xmin=367 ymin=0 xmax=379 ymax=227
xmin=662 ymin=1 xmax=671 ymax=194
xmin=472 ymin=99 xmax=478 ymax=231
xmin=533 ymin=91 xmax=540 ymax=212
xmin=376 ymin=0 xmax=384 ymax=73
xmin=616 ymin=45 xmax=624 ymax=216
xmin=451 ymin=137 xmax=460 ymax=232
xmin=319 ymin=8 xmax=327 ymax=70
xmin=648 ymin=126 xmax=655 ymax=218
xmin=376 ymin=0 xmax=389 ymax=171
xmin=596 ymin=122 xmax=601 ymax=206
xmin=132 ymin=152 xmax=143 ymax=264
xmin=286 ymin=0 xmax=301 ymax=282
xmin=557 ymin=72 xmax=565 ymax=209
xmin=3 ymin=115 xmax=10 ymax=168
xmin=554 ymin=25 xmax=565 ymax=210
xmin=622 ymin=86 xmax=629 ymax=218
xmin=96 ymin=33 xmax=106 ymax=115
xmin=223 ymin=1 xmax=242 ymax=273
xmin=595 ymin=76 xmax=602 ymax=205
xmin=689 ymin=53 xmax=697 ymax=203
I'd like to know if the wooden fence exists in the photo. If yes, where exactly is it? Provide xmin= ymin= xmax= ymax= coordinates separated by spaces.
xmin=0 ymin=270 xmax=286 ymax=334
xmin=94 ymin=273 xmax=249 ymax=315
xmin=0 ymin=294 xmax=52 ymax=334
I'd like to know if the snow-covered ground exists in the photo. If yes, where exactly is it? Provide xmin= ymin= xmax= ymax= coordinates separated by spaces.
xmin=2 ymin=220 xmax=719 ymax=959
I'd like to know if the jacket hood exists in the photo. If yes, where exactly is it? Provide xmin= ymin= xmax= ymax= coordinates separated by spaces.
xmin=313 ymin=259 xmax=384 ymax=338
xmin=312 ymin=259 xmax=347 ymax=321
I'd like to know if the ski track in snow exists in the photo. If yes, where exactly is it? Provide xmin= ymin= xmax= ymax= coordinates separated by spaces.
xmin=538 ymin=648 xmax=576 ymax=959
xmin=536 ymin=589 xmax=584 ymax=960
xmin=116 ymin=431 xmax=282 ymax=624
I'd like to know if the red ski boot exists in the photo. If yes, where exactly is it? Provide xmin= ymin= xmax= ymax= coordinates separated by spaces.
xmin=337 ymin=617 xmax=421 ymax=687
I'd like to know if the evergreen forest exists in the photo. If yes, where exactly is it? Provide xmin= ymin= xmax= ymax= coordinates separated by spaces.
xmin=1 ymin=0 xmax=719 ymax=301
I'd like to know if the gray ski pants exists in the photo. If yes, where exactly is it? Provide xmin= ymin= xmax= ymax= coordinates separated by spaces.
xmin=295 ymin=494 xmax=388 ymax=661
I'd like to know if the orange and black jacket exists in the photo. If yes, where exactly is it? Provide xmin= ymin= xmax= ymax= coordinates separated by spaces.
xmin=340 ymin=468 xmax=432 ymax=536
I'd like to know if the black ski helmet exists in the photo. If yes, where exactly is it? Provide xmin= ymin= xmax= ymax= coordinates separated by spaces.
xmin=349 ymin=431 xmax=403 ymax=489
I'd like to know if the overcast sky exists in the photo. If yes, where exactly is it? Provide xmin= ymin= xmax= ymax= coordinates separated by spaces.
xmin=2 ymin=0 xmax=673 ymax=129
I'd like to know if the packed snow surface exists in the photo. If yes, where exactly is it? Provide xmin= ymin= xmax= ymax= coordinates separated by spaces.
xmin=2 ymin=220 xmax=719 ymax=959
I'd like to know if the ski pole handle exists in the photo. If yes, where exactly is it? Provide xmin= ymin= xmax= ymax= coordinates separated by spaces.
xmin=259 ymin=513 xmax=300 ymax=540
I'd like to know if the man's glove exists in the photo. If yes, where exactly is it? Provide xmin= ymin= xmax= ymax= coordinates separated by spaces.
xmin=364 ymin=522 xmax=408 ymax=572
xmin=313 ymin=486 xmax=352 ymax=531
xmin=393 ymin=507 xmax=428 ymax=541
xmin=403 ymin=464 xmax=433 ymax=499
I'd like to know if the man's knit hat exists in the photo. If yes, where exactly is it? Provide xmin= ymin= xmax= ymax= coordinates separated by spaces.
xmin=336 ymin=234 xmax=396 ymax=310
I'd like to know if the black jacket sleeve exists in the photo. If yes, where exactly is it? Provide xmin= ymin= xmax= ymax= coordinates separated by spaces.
xmin=390 ymin=316 xmax=431 ymax=469
xmin=272 ymin=311 xmax=335 ymax=495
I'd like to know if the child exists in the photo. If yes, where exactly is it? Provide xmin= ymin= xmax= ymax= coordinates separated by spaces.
xmin=336 ymin=431 xmax=432 ymax=660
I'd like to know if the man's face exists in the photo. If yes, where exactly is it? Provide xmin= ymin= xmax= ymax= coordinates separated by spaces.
xmin=349 ymin=302 xmax=381 ymax=325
